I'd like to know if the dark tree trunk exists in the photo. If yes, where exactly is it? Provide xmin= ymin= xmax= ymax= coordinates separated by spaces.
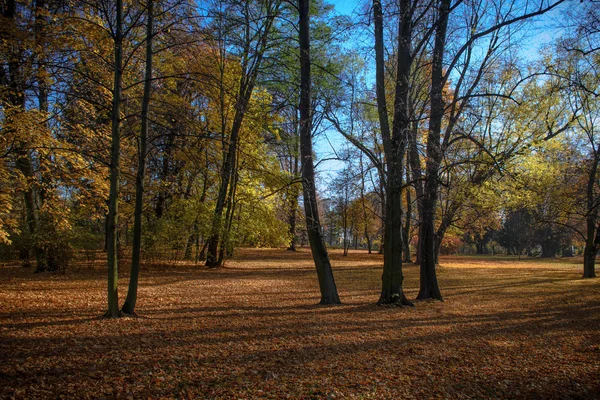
xmin=122 ymin=0 xmax=153 ymax=316
xmin=373 ymin=0 xmax=412 ymax=306
xmin=583 ymin=219 xmax=598 ymax=278
xmin=105 ymin=0 xmax=123 ymax=318
xmin=583 ymin=156 xmax=598 ymax=278
xmin=402 ymin=167 xmax=412 ymax=263
xmin=218 ymin=167 xmax=239 ymax=265
xmin=299 ymin=0 xmax=340 ymax=305
xmin=583 ymin=244 xmax=597 ymax=278
xmin=417 ymin=0 xmax=450 ymax=302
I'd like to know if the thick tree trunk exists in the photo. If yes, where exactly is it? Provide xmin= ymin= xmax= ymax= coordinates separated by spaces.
xmin=378 ymin=176 xmax=411 ymax=305
xmin=583 ymin=245 xmax=597 ymax=278
xmin=299 ymin=0 xmax=340 ymax=305
xmin=122 ymin=0 xmax=153 ymax=316
xmin=105 ymin=0 xmax=123 ymax=318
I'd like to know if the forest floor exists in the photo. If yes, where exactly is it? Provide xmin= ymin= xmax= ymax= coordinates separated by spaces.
xmin=1 ymin=249 xmax=599 ymax=399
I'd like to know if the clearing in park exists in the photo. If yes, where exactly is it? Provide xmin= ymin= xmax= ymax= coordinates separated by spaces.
xmin=1 ymin=249 xmax=598 ymax=399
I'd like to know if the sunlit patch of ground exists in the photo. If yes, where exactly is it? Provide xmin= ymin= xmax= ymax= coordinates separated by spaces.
xmin=1 ymin=249 xmax=598 ymax=398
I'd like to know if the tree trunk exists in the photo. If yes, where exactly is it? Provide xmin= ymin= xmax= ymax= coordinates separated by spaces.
xmin=105 ymin=0 xmax=123 ymax=318
xmin=299 ymin=0 xmax=340 ymax=305
xmin=378 ymin=175 xmax=411 ymax=305
xmin=122 ymin=0 xmax=153 ymax=316
xmin=583 ymin=217 xmax=598 ymax=278
xmin=287 ymin=189 xmax=298 ymax=251
xmin=408 ymin=125 xmax=424 ymax=265
xmin=583 ymin=156 xmax=598 ymax=277
xmin=583 ymin=244 xmax=597 ymax=278
xmin=417 ymin=0 xmax=450 ymax=302
xmin=402 ymin=167 xmax=412 ymax=263
xmin=373 ymin=0 xmax=413 ymax=305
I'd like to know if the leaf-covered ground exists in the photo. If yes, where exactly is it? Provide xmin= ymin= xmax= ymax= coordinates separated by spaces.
xmin=1 ymin=249 xmax=599 ymax=399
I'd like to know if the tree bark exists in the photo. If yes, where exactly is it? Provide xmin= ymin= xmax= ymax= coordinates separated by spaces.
xmin=299 ymin=0 xmax=340 ymax=305
xmin=105 ymin=0 xmax=123 ymax=318
xmin=122 ymin=0 xmax=153 ymax=316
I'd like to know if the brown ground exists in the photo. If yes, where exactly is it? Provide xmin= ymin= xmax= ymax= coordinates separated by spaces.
xmin=0 ymin=249 xmax=599 ymax=399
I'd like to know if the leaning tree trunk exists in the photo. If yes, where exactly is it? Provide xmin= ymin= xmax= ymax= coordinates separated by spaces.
xmin=122 ymin=0 xmax=153 ymax=316
xmin=105 ymin=0 xmax=123 ymax=318
xmin=299 ymin=0 xmax=340 ymax=305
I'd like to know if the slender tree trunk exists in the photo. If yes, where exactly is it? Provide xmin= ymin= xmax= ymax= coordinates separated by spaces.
xmin=206 ymin=113 xmax=240 ymax=266
xmin=360 ymin=161 xmax=372 ymax=254
xmin=287 ymin=185 xmax=298 ymax=251
xmin=583 ymin=157 xmax=598 ymax=278
xmin=122 ymin=0 xmax=153 ymax=316
xmin=299 ymin=0 xmax=340 ymax=305
xmin=417 ymin=0 xmax=449 ymax=302
xmin=105 ymin=0 xmax=123 ymax=318
xmin=408 ymin=123 xmax=424 ymax=265
xmin=218 ymin=167 xmax=239 ymax=264
xmin=403 ymin=167 xmax=412 ymax=263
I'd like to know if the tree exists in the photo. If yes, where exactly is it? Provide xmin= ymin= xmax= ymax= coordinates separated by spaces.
xmin=122 ymin=0 xmax=154 ymax=316
xmin=416 ymin=0 xmax=568 ymax=300
xmin=554 ymin=2 xmax=600 ymax=277
xmin=205 ymin=0 xmax=282 ymax=267
xmin=298 ymin=0 xmax=340 ymax=304
xmin=104 ymin=0 xmax=125 ymax=318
